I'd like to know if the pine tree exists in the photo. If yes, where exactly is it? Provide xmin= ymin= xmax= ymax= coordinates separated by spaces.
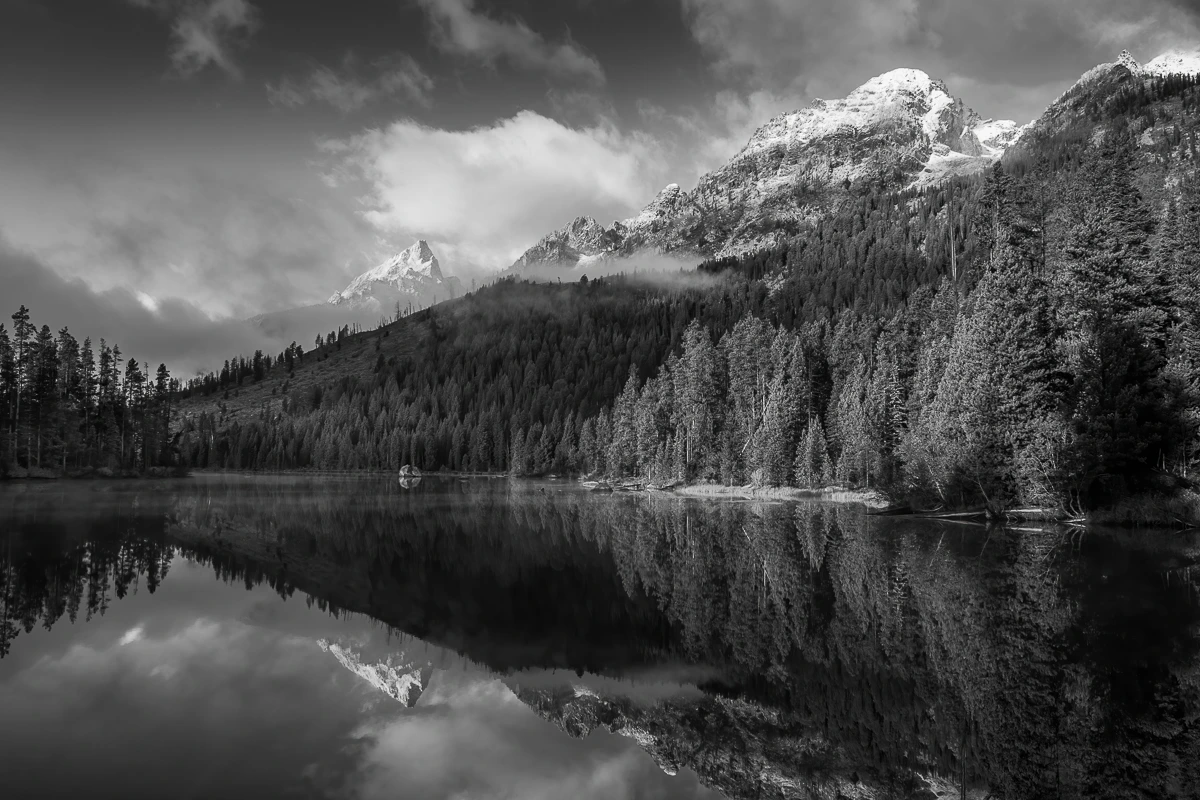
xmin=673 ymin=321 xmax=722 ymax=478
xmin=10 ymin=306 xmax=32 ymax=465
xmin=0 ymin=324 xmax=12 ymax=469
xmin=794 ymin=417 xmax=832 ymax=489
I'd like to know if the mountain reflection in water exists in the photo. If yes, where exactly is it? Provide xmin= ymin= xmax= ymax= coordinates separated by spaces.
xmin=1 ymin=475 xmax=1198 ymax=799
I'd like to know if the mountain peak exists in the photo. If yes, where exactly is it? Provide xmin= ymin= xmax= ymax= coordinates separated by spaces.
xmin=1117 ymin=50 xmax=1141 ymax=72
xmin=512 ymin=64 xmax=1018 ymax=269
xmin=409 ymin=239 xmax=435 ymax=260
xmin=368 ymin=240 xmax=442 ymax=281
xmin=329 ymin=239 xmax=459 ymax=308
xmin=862 ymin=67 xmax=938 ymax=92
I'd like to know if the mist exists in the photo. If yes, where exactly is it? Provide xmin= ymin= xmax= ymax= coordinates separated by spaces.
xmin=0 ymin=239 xmax=290 ymax=378
xmin=508 ymin=251 xmax=724 ymax=290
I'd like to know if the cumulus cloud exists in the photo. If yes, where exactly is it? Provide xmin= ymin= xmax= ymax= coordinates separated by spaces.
xmin=414 ymin=0 xmax=605 ymax=83
xmin=128 ymin=0 xmax=259 ymax=78
xmin=324 ymin=111 xmax=668 ymax=269
xmin=268 ymin=53 xmax=434 ymax=113
xmin=678 ymin=0 xmax=1200 ymax=124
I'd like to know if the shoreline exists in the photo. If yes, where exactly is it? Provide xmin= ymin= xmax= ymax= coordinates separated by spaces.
xmin=1 ymin=466 xmax=187 ymax=481
xmin=656 ymin=482 xmax=890 ymax=508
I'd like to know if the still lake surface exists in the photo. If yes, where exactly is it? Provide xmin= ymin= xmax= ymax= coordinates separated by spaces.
xmin=1 ymin=475 xmax=1197 ymax=799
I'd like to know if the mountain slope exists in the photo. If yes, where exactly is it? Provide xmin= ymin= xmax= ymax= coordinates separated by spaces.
xmin=512 ymin=68 xmax=1015 ymax=269
xmin=1010 ymin=48 xmax=1200 ymax=162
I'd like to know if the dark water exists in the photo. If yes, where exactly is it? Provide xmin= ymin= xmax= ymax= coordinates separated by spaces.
xmin=1 ymin=476 xmax=1198 ymax=799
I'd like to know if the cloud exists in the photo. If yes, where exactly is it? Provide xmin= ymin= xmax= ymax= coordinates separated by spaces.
xmin=414 ymin=0 xmax=605 ymax=83
xmin=324 ymin=110 xmax=668 ymax=269
xmin=677 ymin=0 xmax=1200 ymax=124
xmin=0 ymin=238 xmax=286 ymax=376
xmin=0 ymin=608 xmax=376 ymax=799
xmin=268 ymin=54 xmax=434 ymax=113
xmin=128 ymin=0 xmax=259 ymax=78
xmin=339 ymin=672 xmax=710 ymax=800
xmin=638 ymin=88 xmax=800 ymax=186
xmin=0 ymin=139 xmax=378 ymax=321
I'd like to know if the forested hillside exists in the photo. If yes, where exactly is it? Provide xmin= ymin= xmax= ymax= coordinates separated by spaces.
xmin=162 ymin=71 xmax=1200 ymax=516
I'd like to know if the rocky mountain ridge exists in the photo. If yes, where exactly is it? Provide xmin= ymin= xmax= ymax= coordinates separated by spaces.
xmin=512 ymin=67 xmax=1017 ymax=270
xmin=1012 ymin=47 xmax=1200 ymax=154
xmin=328 ymin=240 xmax=462 ymax=312
xmin=513 ymin=47 xmax=1200 ymax=272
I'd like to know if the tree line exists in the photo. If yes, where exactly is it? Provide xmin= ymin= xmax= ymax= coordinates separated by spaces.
xmin=574 ymin=132 xmax=1198 ymax=511
xmin=0 ymin=306 xmax=179 ymax=476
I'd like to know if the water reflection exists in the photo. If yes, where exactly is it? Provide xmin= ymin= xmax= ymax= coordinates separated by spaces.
xmin=2 ymin=476 xmax=1198 ymax=799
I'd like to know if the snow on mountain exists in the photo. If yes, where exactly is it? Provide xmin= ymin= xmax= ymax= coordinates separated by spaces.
xmin=329 ymin=240 xmax=460 ymax=310
xmin=971 ymin=119 xmax=1023 ymax=155
xmin=512 ymin=46 xmax=1200 ymax=273
xmin=319 ymin=640 xmax=434 ymax=707
xmin=512 ymin=68 xmax=1015 ymax=269
xmin=1144 ymin=48 xmax=1200 ymax=76
xmin=510 ymin=217 xmax=615 ymax=270
xmin=1012 ymin=46 xmax=1200 ymax=157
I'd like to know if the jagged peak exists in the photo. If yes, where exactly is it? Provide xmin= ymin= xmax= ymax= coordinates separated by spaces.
xmin=1117 ymin=49 xmax=1141 ymax=72
xmin=366 ymin=240 xmax=442 ymax=281
xmin=566 ymin=216 xmax=604 ymax=234
xmin=409 ymin=239 xmax=435 ymax=259
xmin=328 ymin=239 xmax=449 ymax=306
xmin=319 ymin=640 xmax=433 ymax=707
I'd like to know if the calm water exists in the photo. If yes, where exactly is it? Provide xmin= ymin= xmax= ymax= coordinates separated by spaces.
xmin=1 ymin=476 xmax=1197 ymax=799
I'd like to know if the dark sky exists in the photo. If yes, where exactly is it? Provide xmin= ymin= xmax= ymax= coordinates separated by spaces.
xmin=2 ymin=0 xmax=1199 ymax=372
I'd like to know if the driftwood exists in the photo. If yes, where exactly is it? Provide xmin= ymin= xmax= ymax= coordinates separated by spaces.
xmin=867 ymin=506 xmax=914 ymax=517
xmin=870 ymin=505 xmax=1076 ymax=525
xmin=913 ymin=509 xmax=990 ymax=520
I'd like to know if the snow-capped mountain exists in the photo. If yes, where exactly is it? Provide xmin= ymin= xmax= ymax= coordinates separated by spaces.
xmin=329 ymin=240 xmax=462 ymax=311
xmin=1012 ymin=48 xmax=1200 ymax=155
xmin=510 ymin=217 xmax=617 ymax=270
xmin=512 ymin=47 xmax=1200 ymax=272
xmin=512 ymin=68 xmax=1017 ymax=268
xmin=319 ymin=640 xmax=434 ymax=707
xmin=1143 ymin=48 xmax=1200 ymax=76
xmin=249 ymin=240 xmax=463 ymax=348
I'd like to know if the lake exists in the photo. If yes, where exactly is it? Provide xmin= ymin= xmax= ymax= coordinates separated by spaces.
xmin=1 ymin=475 xmax=1197 ymax=799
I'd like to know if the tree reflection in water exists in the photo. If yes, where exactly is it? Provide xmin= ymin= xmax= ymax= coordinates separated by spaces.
xmin=2 ymin=476 xmax=1197 ymax=799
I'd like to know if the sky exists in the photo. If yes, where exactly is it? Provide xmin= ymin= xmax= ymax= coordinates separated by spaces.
xmin=2 ymin=0 xmax=1200 ymax=373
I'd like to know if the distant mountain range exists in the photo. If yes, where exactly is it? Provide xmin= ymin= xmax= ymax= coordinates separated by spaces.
xmin=250 ymin=240 xmax=462 ymax=346
xmin=254 ymin=47 xmax=1200 ymax=346
xmin=510 ymin=47 xmax=1200 ymax=272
